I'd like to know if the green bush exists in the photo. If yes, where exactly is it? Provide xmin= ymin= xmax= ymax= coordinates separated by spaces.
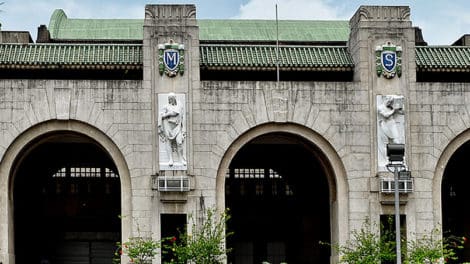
xmin=324 ymin=218 xmax=395 ymax=264
xmin=405 ymin=229 xmax=465 ymax=264
xmin=323 ymin=218 xmax=466 ymax=264
xmin=114 ymin=236 xmax=160 ymax=264
xmin=164 ymin=208 xmax=232 ymax=264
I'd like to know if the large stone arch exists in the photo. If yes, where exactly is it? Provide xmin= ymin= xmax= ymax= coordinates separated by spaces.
xmin=433 ymin=129 xmax=470 ymax=226
xmin=0 ymin=120 xmax=132 ymax=263
xmin=215 ymin=122 xmax=349 ymax=254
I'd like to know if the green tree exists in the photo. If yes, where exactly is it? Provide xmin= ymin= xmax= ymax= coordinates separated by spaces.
xmin=321 ymin=218 xmax=396 ymax=264
xmin=323 ymin=218 xmax=466 ymax=264
xmin=113 ymin=217 xmax=161 ymax=264
xmin=165 ymin=208 xmax=232 ymax=264
xmin=405 ymin=229 xmax=465 ymax=264
xmin=114 ymin=236 xmax=160 ymax=264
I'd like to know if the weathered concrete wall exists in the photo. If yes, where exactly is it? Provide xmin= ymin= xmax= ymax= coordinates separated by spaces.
xmin=142 ymin=5 xmax=200 ymax=250
xmin=0 ymin=31 xmax=32 ymax=43
xmin=0 ymin=79 xmax=153 ymax=262
xmin=194 ymin=80 xmax=368 ymax=245
xmin=191 ymin=79 xmax=470 ymax=246
xmin=410 ymin=82 xmax=470 ymax=236
xmin=1 ymin=4 xmax=470 ymax=264
xmin=348 ymin=5 xmax=418 ymax=241
xmin=0 ymin=78 xmax=469 ymax=263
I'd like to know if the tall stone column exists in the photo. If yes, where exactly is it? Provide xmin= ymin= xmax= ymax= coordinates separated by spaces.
xmin=142 ymin=4 xmax=200 ymax=254
xmin=144 ymin=4 xmax=199 ymax=173
xmin=348 ymin=5 xmax=416 ymax=236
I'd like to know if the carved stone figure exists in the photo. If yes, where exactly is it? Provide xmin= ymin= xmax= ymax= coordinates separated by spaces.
xmin=377 ymin=95 xmax=405 ymax=170
xmin=158 ymin=93 xmax=186 ymax=169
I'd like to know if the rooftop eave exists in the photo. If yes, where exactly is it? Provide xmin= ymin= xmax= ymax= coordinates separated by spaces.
xmin=416 ymin=46 xmax=470 ymax=72
xmin=201 ymin=65 xmax=354 ymax=72
xmin=417 ymin=66 xmax=470 ymax=72
xmin=0 ymin=64 xmax=142 ymax=70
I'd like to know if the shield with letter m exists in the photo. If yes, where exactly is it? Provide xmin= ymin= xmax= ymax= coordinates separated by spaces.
xmin=158 ymin=40 xmax=185 ymax=77
xmin=163 ymin=49 xmax=180 ymax=72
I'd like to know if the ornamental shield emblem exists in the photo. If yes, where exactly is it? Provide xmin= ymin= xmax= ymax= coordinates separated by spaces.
xmin=375 ymin=42 xmax=402 ymax=79
xmin=381 ymin=50 xmax=396 ymax=73
xmin=163 ymin=49 xmax=180 ymax=72
xmin=158 ymin=39 xmax=185 ymax=77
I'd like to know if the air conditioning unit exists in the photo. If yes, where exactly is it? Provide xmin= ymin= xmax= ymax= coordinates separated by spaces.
xmin=157 ymin=176 xmax=190 ymax=192
xmin=380 ymin=177 xmax=413 ymax=193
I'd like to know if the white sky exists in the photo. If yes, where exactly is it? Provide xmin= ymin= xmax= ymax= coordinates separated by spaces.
xmin=0 ymin=0 xmax=468 ymax=45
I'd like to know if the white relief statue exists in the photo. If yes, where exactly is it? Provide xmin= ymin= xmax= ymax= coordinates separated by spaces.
xmin=158 ymin=93 xmax=187 ymax=170
xmin=377 ymin=95 xmax=405 ymax=170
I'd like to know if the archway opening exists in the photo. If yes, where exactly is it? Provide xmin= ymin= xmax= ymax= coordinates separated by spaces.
xmin=13 ymin=132 xmax=121 ymax=264
xmin=442 ymin=141 xmax=470 ymax=262
xmin=225 ymin=132 xmax=331 ymax=264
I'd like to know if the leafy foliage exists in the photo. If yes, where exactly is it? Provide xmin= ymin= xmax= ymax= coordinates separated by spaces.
xmin=323 ymin=218 xmax=466 ymax=264
xmin=164 ymin=208 xmax=232 ymax=264
xmin=113 ymin=215 xmax=160 ymax=264
xmin=114 ymin=236 xmax=160 ymax=264
xmin=326 ymin=218 xmax=396 ymax=264
xmin=405 ymin=230 xmax=465 ymax=264
xmin=113 ymin=209 xmax=232 ymax=264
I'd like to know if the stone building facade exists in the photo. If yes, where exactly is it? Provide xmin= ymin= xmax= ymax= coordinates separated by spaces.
xmin=0 ymin=4 xmax=470 ymax=264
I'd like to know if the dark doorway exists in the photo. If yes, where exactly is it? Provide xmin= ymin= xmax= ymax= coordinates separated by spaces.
xmin=13 ymin=133 xmax=121 ymax=264
xmin=225 ymin=133 xmax=331 ymax=264
xmin=442 ymin=141 xmax=470 ymax=262
xmin=380 ymin=214 xmax=406 ymax=264
xmin=161 ymin=214 xmax=187 ymax=263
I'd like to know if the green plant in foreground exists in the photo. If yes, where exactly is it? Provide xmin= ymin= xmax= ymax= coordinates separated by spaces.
xmin=322 ymin=217 xmax=466 ymax=264
xmin=113 ymin=215 xmax=160 ymax=264
xmin=164 ymin=208 xmax=232 ymax=264
xmin=113 ymin=208 xmax=232 ymax=264
xmin=326 ymin=218 xmax=396 ymax=264
xmin=405 ymin=229 xmax=465 ymax=264
xmin=114 ymin=236 xmax=160 ymax=264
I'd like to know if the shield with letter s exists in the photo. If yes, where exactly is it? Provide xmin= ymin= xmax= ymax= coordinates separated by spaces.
xmin=381 ymin=50 xmax=396 ymax=73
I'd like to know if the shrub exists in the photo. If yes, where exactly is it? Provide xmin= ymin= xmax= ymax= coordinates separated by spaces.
xmin=405 ymin=229 xmax=465 ymax=264
xmin=164 ymin=208 xmax=232 ymax=264
xmin=114 ymin=236 xmax=160 ymax=264
xmin=329 ymin=218 xmax=396 ymax=264
xmin=323 ymin=218 xmax=466 ymax=264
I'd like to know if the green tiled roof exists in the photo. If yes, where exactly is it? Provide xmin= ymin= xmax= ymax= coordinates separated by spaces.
xmin=4 ymin=43 xmax=470 ymax=73
xmin=48 ymin=9 xmax=350 ymax=43
xmin=0 ymin=43 xmax=353 ymax=71
xmin=416 ymin=46 xmax=470 ymax=71
xmin=200 ymin=45 xmax=354 ymax=70
xmin=0 ymin=43 xmax=142 ymax=69
xmin=198 ymin=20 xmax=349 ymax=43
xmin=49 ymin=9 xmax=144 ymax=40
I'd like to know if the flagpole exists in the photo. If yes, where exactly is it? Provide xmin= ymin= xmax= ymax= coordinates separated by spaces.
xmin=276 ymin=4 xmax=280 ymax=82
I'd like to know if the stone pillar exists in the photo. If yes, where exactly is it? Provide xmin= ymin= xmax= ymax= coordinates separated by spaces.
xmin=143 ymin=4 xmax=199 ymax=254
xmin=349 ymin=5 xmax=415 ymax=173
xmin=144 ymin=4 xmax=198 ymax=173
xmin=349 ymin=6 xmax=415 ymax=85
xmin=348 ymin=5 xmax=416 ymax=235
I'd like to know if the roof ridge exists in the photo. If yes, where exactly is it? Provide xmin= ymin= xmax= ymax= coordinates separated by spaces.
xmin=46 ymin=9 xmax=350 ymax=42
xmin=49 ymin=9 xmax=68 ymax=39
xmin=198 ymin=19 xmax=348 ymax=22
xmin=417 ymin=45 xmax=470 ymax=49
xmin=202 ymin=43 xmax=349 ymax=48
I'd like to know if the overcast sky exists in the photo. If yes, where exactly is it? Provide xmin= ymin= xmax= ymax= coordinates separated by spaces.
xmin=0 ymin=0 xmax=468 ymax=45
